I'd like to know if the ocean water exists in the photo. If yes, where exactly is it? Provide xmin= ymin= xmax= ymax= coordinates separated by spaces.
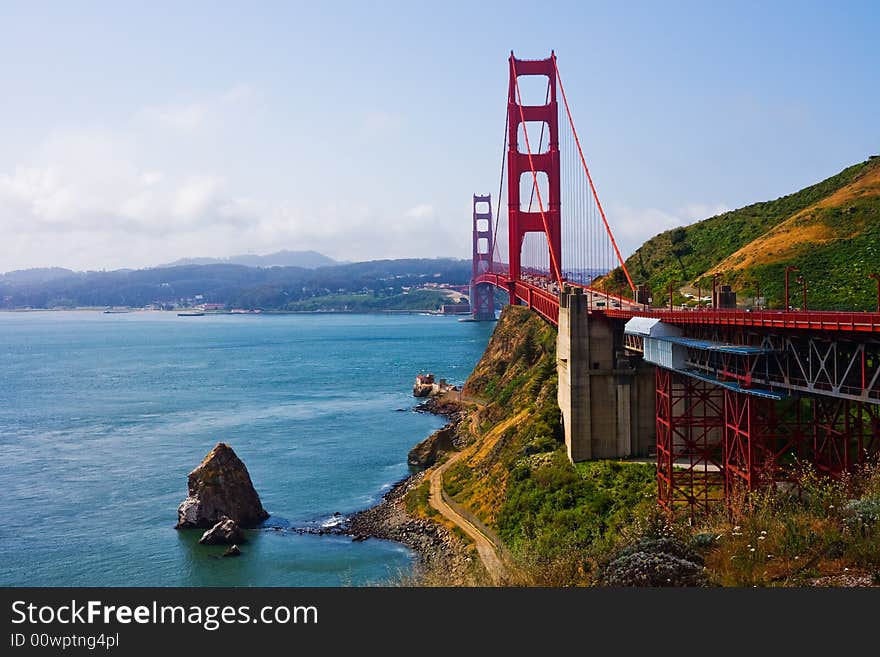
xmin=0 ymin=311 xmax=493 ymax=586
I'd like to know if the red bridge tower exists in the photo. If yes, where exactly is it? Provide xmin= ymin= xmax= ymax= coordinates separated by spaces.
xmin=506 ymin=52 xmax=562 ymax=297
xmin=470 ymin=194 xmax=496 ymax=321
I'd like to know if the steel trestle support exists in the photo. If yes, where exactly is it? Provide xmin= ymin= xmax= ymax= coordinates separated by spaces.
xmin=656 ymin=368 xmax=725 ymax=515
xmin=656 ymin=367 xmax=880 ymax=515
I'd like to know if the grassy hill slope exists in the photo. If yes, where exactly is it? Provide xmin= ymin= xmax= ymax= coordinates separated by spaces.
xmin=614 ymin=156 xmax=880 ymax=310
xmin=442 ymin=306 xmax=656 ymax=583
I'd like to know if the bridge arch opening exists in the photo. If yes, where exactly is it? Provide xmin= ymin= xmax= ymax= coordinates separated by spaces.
xmin=519 ymin=171 xmax=549 ymax=212
xmin=521 ymin=232 xmax=551 ymax=278
xmin=513 ymin=72 xmax=551 ymax=107
xmin=517 ymin=121 xmax=551 ymax=155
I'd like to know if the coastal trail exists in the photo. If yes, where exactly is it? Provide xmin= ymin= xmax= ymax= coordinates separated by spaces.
xmin=428 ymin=448 xmax=507 ymax=585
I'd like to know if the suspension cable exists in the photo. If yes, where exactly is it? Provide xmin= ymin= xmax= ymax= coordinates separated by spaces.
xmin=491 ymin=102 xmax=508 ymax=272
xmin=511 ymin=59 xmax=563 ymax=284
xmin=553 ymin=53 xmax=634 ymax=292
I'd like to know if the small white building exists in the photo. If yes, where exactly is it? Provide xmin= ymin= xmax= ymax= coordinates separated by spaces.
xmin=624 ymin=317 xmax=684 ymax=370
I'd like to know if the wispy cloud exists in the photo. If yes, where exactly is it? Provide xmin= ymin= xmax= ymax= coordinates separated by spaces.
xmin=135 ymin=84 xmax=256 ymax=132
xmin=0 ymin=81 xmax=474 ymax=272
xmin=405 ymin=204 xmax=435 ymax=220
xmin=139 ymin=103 xmax=207 ymax=131
xmin=0 ymin=111 xmax=466 ymax=271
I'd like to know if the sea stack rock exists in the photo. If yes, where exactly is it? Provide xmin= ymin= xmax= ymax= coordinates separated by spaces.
xmin=176 ymin=442 xmax=269 ymax=529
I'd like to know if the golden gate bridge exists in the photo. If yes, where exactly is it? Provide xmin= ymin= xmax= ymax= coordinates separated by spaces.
xmin=469 ymin=51 xmax=880 ymax=514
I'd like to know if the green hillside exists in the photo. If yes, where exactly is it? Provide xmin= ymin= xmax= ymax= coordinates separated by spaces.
xmin=611 ymin=156 xmax=880 ymax=310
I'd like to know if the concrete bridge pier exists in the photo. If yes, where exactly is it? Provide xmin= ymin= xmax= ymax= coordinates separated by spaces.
xmin=557 ymin=287 xmax=655 ymax=461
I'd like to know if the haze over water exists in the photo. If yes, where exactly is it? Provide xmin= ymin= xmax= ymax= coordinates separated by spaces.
xmin=0 ymin=311 xmax=493 ymax=586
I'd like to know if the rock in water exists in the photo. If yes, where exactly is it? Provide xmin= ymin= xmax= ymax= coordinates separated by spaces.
xmin=199 ymin=516 xmax=246 ymax=545
xmin=176 ymin=442 xmax=269 ymax=529
xmin=222 ymin=544 xmax=242 ymax=558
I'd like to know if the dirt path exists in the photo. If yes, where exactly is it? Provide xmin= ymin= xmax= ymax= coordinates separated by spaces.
xmin=427 ymin=449 xmax=507 ymax=585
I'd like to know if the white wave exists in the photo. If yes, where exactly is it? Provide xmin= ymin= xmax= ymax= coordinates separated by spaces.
xmin=320 ymin=515 xmax=347 ymax=528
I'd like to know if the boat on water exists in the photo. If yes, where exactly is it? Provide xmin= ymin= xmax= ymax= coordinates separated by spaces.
xmin=103 ymin=309 xmax=131 ymax=314
xmin=177 ymin=311 xmax=205 ymax=317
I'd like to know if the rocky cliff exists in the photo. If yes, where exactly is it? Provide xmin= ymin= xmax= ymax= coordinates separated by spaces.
xmin=408 ymin=424 xmax=458 ymax=467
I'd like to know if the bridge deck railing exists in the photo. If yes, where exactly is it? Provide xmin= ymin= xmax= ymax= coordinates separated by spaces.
xmin=473 ymin=272 xmax=880 ymax=335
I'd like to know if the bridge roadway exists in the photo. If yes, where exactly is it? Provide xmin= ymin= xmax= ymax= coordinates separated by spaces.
xmin=473 ymin=272 xmax=641 ymax=325
xmin=474 ymin=273 xmax=880 ymax=335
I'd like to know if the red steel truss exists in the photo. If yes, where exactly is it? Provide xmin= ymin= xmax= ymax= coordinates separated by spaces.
xmin=722 ymin=392 xmax=806 ymax=501
xmin=656 ymin=368 xmax=725 ymax=515
xmin=656 ymin=368 xmax=879 ymax=514
xmin=810 ymin=398 xmax=880 ymax=475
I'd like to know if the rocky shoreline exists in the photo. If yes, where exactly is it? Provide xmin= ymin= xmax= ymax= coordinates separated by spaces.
xmin=344 ymin=471 xmax=473 ymax=582
xmin=343 ymin=395 xmax=473 ymax=583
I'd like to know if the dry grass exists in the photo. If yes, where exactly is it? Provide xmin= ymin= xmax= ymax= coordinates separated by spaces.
xmin=688 ymin=460 xmax=880 ymax=586
xmin=712 ymin=222 xmax=839 ymax=272
xmin=439 ymin=409 xmax=531 ymax=526
xmin=708 ymin=165 xmax=880 ymax=274
xmin=813 ymin=164 xmax=880 ymax=210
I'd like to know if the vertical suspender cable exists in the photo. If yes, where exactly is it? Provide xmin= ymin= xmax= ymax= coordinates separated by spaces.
xmin=492 ymin=105 xmax=509 ymax=273
xmin=553 ymin=54 xmax=634 ymax=292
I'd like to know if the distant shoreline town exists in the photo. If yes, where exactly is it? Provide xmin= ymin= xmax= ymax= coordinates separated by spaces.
xmin=0 ymin=257 xmax=477 ymax=314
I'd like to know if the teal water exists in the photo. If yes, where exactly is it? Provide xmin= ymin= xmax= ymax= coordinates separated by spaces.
xmin=0 ymin=311 xmax=493 ymax=586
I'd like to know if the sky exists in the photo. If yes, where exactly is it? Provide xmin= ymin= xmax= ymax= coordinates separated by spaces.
xmin=0 ymin=0 xmax=878 ymax=272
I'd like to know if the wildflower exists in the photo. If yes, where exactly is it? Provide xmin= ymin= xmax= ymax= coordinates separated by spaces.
xmin=760 ymin=530 xmax=767 ymax=535
xmin=733 ymin=525 xmax=741 ymax=531
xmin=758 ymin=536 xmax=766 ymax=540
xmin=750 ymin=548 xmax=756 ymax=552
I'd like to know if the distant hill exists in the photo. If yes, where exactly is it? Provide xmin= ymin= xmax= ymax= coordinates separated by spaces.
xmin=609 ymin=156 xmax=880 ymax=310
xmin=159 ymin=249 xmax=338 ymax=269
xmin=0 ymin=267 xmax=76 ymax=284
xmin=0 ymin=258 xmax=470 ymax=311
